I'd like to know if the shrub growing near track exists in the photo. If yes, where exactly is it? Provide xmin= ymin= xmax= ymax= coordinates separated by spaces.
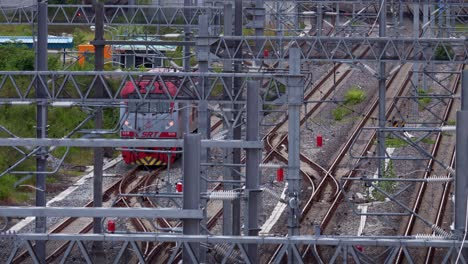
xmin=332 ymin=86 xmax=366 ymax=121
xmin=344 ymin=86 xmax=366 ymax=105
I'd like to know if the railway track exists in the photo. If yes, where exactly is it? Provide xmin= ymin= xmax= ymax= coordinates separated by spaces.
xmin=12 ymin=167 xmax=167 ymax=263
xmin=394 ymin=64 xmax=465 ymax=263
xmin=265 ymin=56 xmax=414 ymax=262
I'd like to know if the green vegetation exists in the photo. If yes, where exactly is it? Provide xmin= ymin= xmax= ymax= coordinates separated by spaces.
xmin=385 ymin=136 xmax=436 ymax=148
xmin=447 ymin=120 xmax=456 ymax=126
xmin=344 ymin=86 xmax=366 ymax=105
xmin=332 ymin=86 xmax=366 ymax=121
xmin=421 ymin=137 xmax=436 ymax=144
xmin=417 ymin=89 xmax=432 ymax=110
xmin=373 ymin=160 xmax=397 ymax=201
xmin=332 ymin=106 xmax=352 ymax=121
xmin=0 ymin=175 xmax=30 ymax=203
xmin=0 ymin=45 xmax=119 ymax=202
xmin=163 ymin=46 xmax=197 ymax=68
xmin=386 ymin=138 xmax=408 ymax=148
xmin=0 ymin=25 xmax=32 ymax=36
xmin=434 ymin=44 xmax=454 ymax=60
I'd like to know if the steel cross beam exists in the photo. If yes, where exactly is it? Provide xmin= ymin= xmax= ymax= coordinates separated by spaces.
xmin=0 ymin=138 xmax=262 ymax=149
xmin=0 ymin=207 xmax=203 ymax=218
xmin=0 ymin=3 xmax=465 ymax=27
xmin=211 ymin=36 xmax=467 ymax=64
xmin=0 ymin=71 xmax=294 ymax=104
xmin=1 ymin=233 xmax=466 ymax=247
xmin=0 ymin=5 xmax=223 ymax=27
xmin=3 ymin=233 xmax=468 ymax=263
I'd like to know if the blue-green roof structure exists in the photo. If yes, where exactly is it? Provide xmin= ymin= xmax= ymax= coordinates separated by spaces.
xmin=0 ymin=36 xmax=74 ymax=49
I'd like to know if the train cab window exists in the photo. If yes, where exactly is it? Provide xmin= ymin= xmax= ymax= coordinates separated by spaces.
xmin=127 ymin=94 xmax=171 ymax=113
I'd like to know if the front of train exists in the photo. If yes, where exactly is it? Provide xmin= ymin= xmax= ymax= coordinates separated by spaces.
xmin=120 ymin=78 xmax=179 ymax=166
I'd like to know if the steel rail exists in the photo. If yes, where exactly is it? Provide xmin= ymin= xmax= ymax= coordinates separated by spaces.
xmin=12 ymin=166 xmax=139 ymax=263
xmin=296 ymin=60 xmax=410 ymax=261
xmin=395 ymin=64 xmax=464 ymax=263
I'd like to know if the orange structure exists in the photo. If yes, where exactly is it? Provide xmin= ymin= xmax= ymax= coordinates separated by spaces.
xmin=78 ymin=44 xmax=112 ymax=66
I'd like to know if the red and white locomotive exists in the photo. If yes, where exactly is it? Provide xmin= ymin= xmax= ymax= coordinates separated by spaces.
xmin=120 ymin=69 xmax=197 ymax=166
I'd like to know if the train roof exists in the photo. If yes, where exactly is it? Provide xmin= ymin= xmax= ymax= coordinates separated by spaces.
xmin=121 ymin=79 xmax=178 ymax=98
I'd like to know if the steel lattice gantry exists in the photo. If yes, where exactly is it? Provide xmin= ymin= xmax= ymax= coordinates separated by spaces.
xmin=0 ymin=1 xmax=467 ymax=264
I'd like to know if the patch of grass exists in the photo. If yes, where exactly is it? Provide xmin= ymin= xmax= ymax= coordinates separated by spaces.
xmin=47 ymin=177 xmax=59 ymax=184
xmin=421 ymin=138 xmax=436 ymax=144
xmin=434 ymin=44 xmax=454 ymax=60
xmin=332 ymin=85 xmax=366 ymax=121
xmin=386 ymin=138 xmax=408 ymax=148
xmin=0 ymin=25 xmax=32 ymax=36
xmin=373 ymin=160 xmax=397 ymax=201
xmin=344 ymin=86 xmax=366 ymax=105
xmin=0 ymin=175 xmax=30 ymax=202
xmin=51 ymin=148 xmax=93 ymax=167
xmin=209 ymin=83 xmax=224 ymax=98
xmin=417 ymin=89 xmax=432 ymax=109
xmin=332 ymin=106 xmax=352 ymax=121
xmin=447 ymin=120 xmax=456 ymax=126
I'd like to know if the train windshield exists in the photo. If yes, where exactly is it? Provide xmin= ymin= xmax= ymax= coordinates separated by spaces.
xmin=127 ymin=94 xmax=171 ymax=113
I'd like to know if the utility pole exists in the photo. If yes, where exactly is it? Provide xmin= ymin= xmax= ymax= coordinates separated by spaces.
xmin=286 ymin=48 xmax=303 ymax=263
xmin=197 ymin=14 xmax=210 ymax=262
xmin=232 ymin=0 xmax=243 ymax=236
xmin=222 ymin=2 xmax=235 ymax=236
xmin=92 ymin=2 xmax=105 ymax=262
xmin=377 ymin=0 xmax=387 ymax=179
xmin=183 ymin=134 xmax=201 ymax=263
xmin=455 ymin=70 xmax=468 ymax=261
xmin=245 ymin=80 xmax=261 ymax=262
xmin=35 ymin=1 xmax=48 ymax=262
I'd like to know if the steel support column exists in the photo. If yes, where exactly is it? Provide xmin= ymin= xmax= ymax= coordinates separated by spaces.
xmin=317 ymin=3 xmax=323 ymax=37
xmin=455 ymin=70 xmax=468 ymax=260
xmin=254 ymin=0 xmax=264 ymax=66
xmin=181 ymin=0 xmax=193 ymax=135
xmin=197 ymin=15 xmax=210 ymax=262
xmin=35 ymin=1 xmax=48 ymax=262
xmin=287 ymin=48 xmax=303 ymax=263
xmin=232 ymin=0 xmax=243 ymax=236
xmin=92 ymin=2 xmax=105 ymax=262
xmin=246 ymin=80 xmax=261 ymax=262
xmin=183 ymin=133 xmax=201 ymax=263
xmin=377 ymin=0 xmax=387 ymax=179
xmin=411 ymin=3 xmax=420 ymax=123
xmin=222 ymin=2 xmax=235 ymax=236
xmin=422 ymin=3 xmax=429 ymax=91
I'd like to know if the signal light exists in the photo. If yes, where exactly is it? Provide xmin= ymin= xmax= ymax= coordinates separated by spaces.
xmin=107 ymin=220 xmax=116 ymax=233
xmin=276 ymin=168 xmax=284 ymax=182
xmin=176 ymin=182 xmax=183 ymax=192
xmin=316 ymin=135 xmax=323 ymax=147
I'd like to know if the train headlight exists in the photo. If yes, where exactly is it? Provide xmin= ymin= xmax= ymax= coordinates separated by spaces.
xmin=124 ymin=120 xmax=130 ymax=126
xmin=165 ymin=120 xmax=175 ymax=130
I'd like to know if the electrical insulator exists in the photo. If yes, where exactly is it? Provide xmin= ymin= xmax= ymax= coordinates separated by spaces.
xmin=209 ymin=190 xmax=238 ymax=200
